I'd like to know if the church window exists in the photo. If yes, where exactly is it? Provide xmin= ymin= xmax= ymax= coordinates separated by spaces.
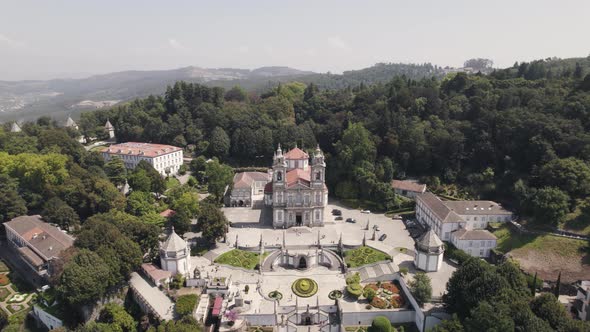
xmin=277 ymin=211 xmax=282 ymax=221
xmin=277 ymin=172 xmax=282 ymax=181
xmin=316 ymin=172 xmax=321 ymax=180
xmin=315 ymin=211 xmax=320 ymax=220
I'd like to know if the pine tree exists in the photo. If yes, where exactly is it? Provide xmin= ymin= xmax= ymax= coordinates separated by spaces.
xmin=531 ymin=272 xmax=537 ymax=296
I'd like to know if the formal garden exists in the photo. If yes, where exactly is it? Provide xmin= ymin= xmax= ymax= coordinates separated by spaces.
xmin=345 ymin=273 xmax=407 ymax=310
xmin=344 ymin=247 xmax=391 ymax=268
xmin=214 ymin=249 xmax=268 ymax=270
xmin=0 ymin=261 xmax=36 ymax=316
xmin=291 ymin=278 xmax=318 ymax=298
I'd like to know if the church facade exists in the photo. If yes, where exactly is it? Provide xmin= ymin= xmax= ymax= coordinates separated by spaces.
xmin=264 ymin=145 xmax=328 ymax=228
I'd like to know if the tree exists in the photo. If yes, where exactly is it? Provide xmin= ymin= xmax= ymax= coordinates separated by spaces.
xmin=176 ymin=294 xmax=198 ymax=317
xmin=538 ymin=157 xmax=590 ymax=197
xmin=204 ymin=160 xmax=233 ymax=201
xmin=126 ymin=191 xmax=156 ymax=216
xmin=170 ymin=209 xmax=192 ymax=235
xmin=368 ymin=316 xmax=391 ymax=332
xmin=463 ymin=58 xmax=494 ymax=72
xmin=128 ymin=169 xmax=151 ymax=192
xmin=42 ymin=197 xmax=80 ymax=230
xmin=530 ymin=293 xmax=568 ymax=330
xmin=57 ymin=249 xmax=112 ymax=306
xmin=98 ymin=303 xmax=136 ymax=332
xmin=208 ymin=127 xmax=230 ymax=159
xmin=409 ymin=272 xmax=432 ymax=306
xmin=198 ymin=203 xmax=228 ymax=244
xmin=429 ymin=314 xmax=464 ymax=332
xmin=0 ymin=175 xmax=27 ymax=223
xmin=464 ymin=301 xmax=514 ymax=332
xmin=224 ymin=86 xmax=248 ymax=102
xmin=529 ymin=187 xmax=570 ymax=226
xmin=496 ymin=260 xmax=529 ymax=296
xmin=363 ymin=287 xmax=376 ymax=302
xmin=554 ymin=271 xmax=561 ymax=298
xmin=104 ymin=157 xmax=127 ymax=187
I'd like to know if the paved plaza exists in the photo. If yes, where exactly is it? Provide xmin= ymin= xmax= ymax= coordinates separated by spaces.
xmin=217 ymin=199 xmax=456 ymax=299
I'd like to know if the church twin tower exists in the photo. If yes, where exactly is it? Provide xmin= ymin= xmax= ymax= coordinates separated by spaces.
xmin=265 ymin=145 xmax=328 ymax=228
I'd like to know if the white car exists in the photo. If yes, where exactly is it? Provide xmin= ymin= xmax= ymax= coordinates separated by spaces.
xmin=361 ymin=210 xmax=371 ymax=214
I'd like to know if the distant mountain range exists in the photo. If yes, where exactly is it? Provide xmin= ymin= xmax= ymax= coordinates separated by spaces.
xmin=0 ymin=62 xmax=452 ymax=122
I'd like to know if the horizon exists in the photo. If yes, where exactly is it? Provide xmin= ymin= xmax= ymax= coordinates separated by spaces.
xmin=2 ymin=0 xmax=590 ymax=81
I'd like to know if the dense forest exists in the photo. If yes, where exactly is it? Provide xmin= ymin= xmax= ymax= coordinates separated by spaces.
xmin=80 ymin=56 xmax=590 ymax=229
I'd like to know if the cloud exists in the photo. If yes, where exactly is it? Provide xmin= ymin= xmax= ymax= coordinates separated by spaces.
xmin=304 ymin=48 xmax=317 ymax=57
xmin=168 ymin=38 xmax=186 ymax=50
xmin=238 ymin=45 xmax=249 ymax=54
xmin=328 ymin=36 xmax=350 ymax=51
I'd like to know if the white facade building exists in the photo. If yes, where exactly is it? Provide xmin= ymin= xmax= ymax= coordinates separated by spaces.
xmin=391 ymin=180 xmax=426 ymax=199
xmin=160 ymin=227 xmax=192 ymax=276
xmin=264 ymin=145 xmax=328 ymax=228
xmin=449 ymin=229 xmax=497 ymax=258
xmin=228 ymin=171 xmax=271 ymax=207
xmin=414 ymin=230 xmax=444 ymax=272
xmin=101 ymin=142 xmax=183 ymax=176
xmin=415 ymin=192 xmax=512 ymax=257
xmin=575 ymin=281 xmax=590 ymax=321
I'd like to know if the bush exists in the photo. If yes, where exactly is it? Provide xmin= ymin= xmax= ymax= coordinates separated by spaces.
xmin=178 ymin=164 xmax=188 ymax=175
xmin=346 ymin=272 xmax=361 ymax=285
xmin=176 ymin=294 xmax=198 ymax=317
xmin=363 ymin=287 xmax=376 ymax=301
xmin=399 ymin=267 xmax=409 ymax=276
xmin=369 ymin=316 xmax=391 ymax=332
xmin=292 ymin=278 xmax=319 ymax=297
xmin=346 ymin=283 xmax=363 ymax=298
xmin=444 ymin=243 xmax=471 ymax=265
xmin=328 ymin=290 xmax=343 ymax=300
xmin=244 ymin=285 xmax=250 ymax=293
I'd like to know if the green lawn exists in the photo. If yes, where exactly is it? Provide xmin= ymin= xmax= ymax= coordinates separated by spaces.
xmin=493 ymin=225 xmax=588 ymax=258
xmin=214 ymin=250 xmax=268 ymax=270
xmin=344 ymin=246 xmax=391 ymax=268
xmin=89 ymin=144 xmax=108 ymax=152
xmin=561 ymin=205 xmax=590 ymax=236
xmin=166 ymin=177 xmax=180 ymax=190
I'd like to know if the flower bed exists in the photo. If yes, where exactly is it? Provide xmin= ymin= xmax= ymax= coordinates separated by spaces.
xmin=390 ymin=294 xmax=405 ymax=308
xmin=344 ymin=247 xmax=391 ymax=268
xmin=0 ymin=274 xmax=10 ymax=286
xmin=8 ymin=293 xmax=28 ymax=303
xmin=0 ymin=288 xmax=10 ymax=301
xmin=370 ymin=297 xmax=388 ymax=309
xmin=381 ymin=282 xmax=399 ymax=294
xmin=292 ymin=278 xmax=318 ymax=298
xmin=214 ymin=249 xmax=267 ymax=270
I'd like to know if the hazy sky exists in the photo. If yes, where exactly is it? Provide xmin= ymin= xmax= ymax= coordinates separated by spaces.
xmin=1 ymin=0 xmax=589 ymax=80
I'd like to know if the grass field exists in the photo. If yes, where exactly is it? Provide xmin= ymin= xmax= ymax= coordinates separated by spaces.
xmin=89 ymin=144 xmax=108 ymax=152
xmin=344 ymin=246 xmax=391 ymax=268
xmin=214 ymin=250 xmax=268 ymax=270
xmin=493 ymin=225 xmax=589 ymax=282
xmin=561 ymin=205 xmax=590 ymax=236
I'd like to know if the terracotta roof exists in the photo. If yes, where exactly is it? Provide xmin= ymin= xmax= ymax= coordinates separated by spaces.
xmin=101 ymin=142 xmax=182 ymax=158
xmin=4 ymin=215 xmax=74 ymax=261
xmin=284 ymin=147 xmax=309 ymax=159
xmin=286 ymin=168 xmax=310 ymax=186
xmin=233 ymin=172 xmax=270 ymax=189
xmin=161 ymin=229 xmax=187 ymax=252
xmin=141 ymin=263 xmax=172 ymax=283
xmin=391 ymin=180 xmax=426 ymax=193
xmin=159 ymin=209 xmax=176 ymax=218
xmin=443 ymin=200 xmax=512 ymax=216
xmin=452 ymin=228 xmax=497 ymax=241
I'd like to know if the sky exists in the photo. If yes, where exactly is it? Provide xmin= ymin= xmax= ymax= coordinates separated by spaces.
xmin=1 ymin=0 xmax=589 ymax=81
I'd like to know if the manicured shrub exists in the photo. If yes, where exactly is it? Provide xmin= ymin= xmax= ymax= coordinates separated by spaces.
xmin=369 ymin=316 xmax=391 ymax=332
xmin=363 ymin=287 xmax=376 ymax=301
xmin=346 ymin=283 xmax=363 ymax=298
xmin=292 ymin=278 xmax=318 ymax=297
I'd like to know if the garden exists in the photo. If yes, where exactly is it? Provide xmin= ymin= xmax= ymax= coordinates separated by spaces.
xmin=345 ymin=273 xmax=407 ymax=310
xmin=214 ymin=249 xmax=267 ymax=270
xmin=291 ymin=278 xmax=318 ymax=298
xmin=344 ymin=246 xmax=391 ymax=268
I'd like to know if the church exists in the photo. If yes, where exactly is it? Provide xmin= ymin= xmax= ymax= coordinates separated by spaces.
xmin=264 ymin=145 xmax=328 ymax=228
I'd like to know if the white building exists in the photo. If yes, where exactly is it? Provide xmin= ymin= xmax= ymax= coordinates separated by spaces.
xmin=414 ymin=230 xmax=444 ymax=272
xmin=264 ymin=145 xmax=328 ymax=228
xmin=101 ymin=142 xmax=183 ymax=176
xmin=228 ymin=171 xmax=271 ymax=207
xmin=105 ymin=119 xmax=115 ymax=139
xmin=391 ymin=180 xmax=426 ymax=198
xmin=33 ymin=289 xmax=64 ymax=331
xmin=160 ymin=227 xmax=192 ymax=276
xmin=574 ymin=280 xmax=590 ymax=321
xmin=449 ymin=229 xmax=497 ymax=258
xmin=415 ymin=192 xmax=512 ymax=257
xmin=10 ymin=122 xmax=22 ymax=132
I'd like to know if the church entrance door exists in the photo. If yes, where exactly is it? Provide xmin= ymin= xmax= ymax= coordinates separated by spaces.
xmin=296 ymin=214 xmax=302 ymax=226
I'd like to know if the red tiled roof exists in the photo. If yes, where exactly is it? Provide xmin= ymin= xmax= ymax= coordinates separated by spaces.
xmin=286 ymin=168 xmax=310 ymax=186
xmin=391 ymin=180 xmax=426 ymax=193
xmin=159 ymin=209 xmax=176 ymax=218
xmin=101 ymin=142 xmax=182 ymax=158
xmin=233 ymin=172 xmax=270 ymax=189
xmin=141 ymin=263 xmax=172 ymax=283
xmin=284 ymin=147 xmax=308 ymax=159
xmin=212 ymin=297 xmax=223 ymax=316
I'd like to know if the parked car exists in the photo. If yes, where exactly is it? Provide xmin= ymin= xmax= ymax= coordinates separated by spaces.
xmin=379 ymin=234 xmax=387 ymax=241
xmin=361 ymin=210 xmax=371 ymax=214
xmin=335 ymin=216 xmax=343 ymax=221
xmin=332 ymin=209 xmax=342 ymax=216
xmin=346 ymin=218 xmax=356 ymax=223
